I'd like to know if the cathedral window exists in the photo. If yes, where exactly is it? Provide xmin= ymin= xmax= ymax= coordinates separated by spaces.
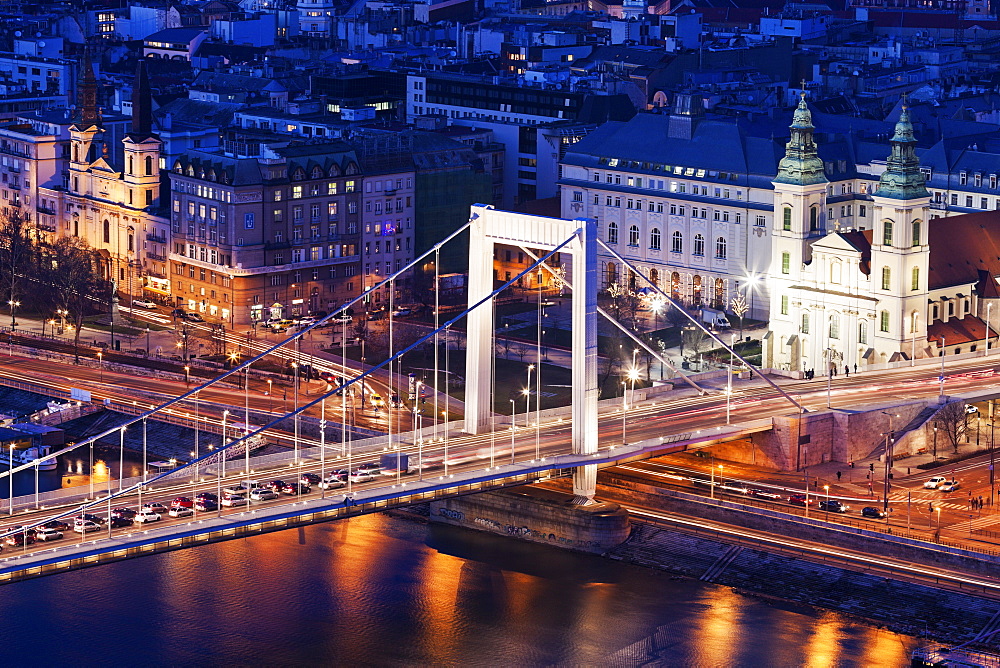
xmin=881 ymin=267 xmax=891 ymax=291
xmin=911 ymin=267 xmax=920 ymax=291
xmin=693 ymin=234 xmax=705 ymax=257
xmin=781 ymin=252 xmax=790 ymax=274
xmin=715 ymin=237 xmax=727 ymax=259
xmin=829 ymin=314 xmax=840 ymax=339
xmin=782 ymin=206 xmax=791 ymax=231
xmin=859 ymin=320 xmax=868 ymax=344
xmin=880 ymin=310 xmax=890 ymax=332
xmin=650 ymin=228 xmax=661 ymax=251
xmin=801 ymin=312 xmax=810 ymax=334
xmin=809 ymin=206 xmax=818 ymax=232
xmin=607 ymin=222 xmax=618 ymax=244
xmin=671 ymin=231 xmax=682 ymax=253
xmin=882 ymin=221 xmax=893 ymax=246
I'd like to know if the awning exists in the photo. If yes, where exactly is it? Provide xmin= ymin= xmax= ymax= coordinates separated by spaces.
xmin=143 ymin=286 xmax=170 ymax=295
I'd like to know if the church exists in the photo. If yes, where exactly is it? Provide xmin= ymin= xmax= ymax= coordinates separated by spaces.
xmin=763 ymin=93 xmax=1000 ymax=373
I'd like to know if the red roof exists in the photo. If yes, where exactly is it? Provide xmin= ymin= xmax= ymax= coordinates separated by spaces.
xmin=927 ymin=314 xmax=997 ymax=347
xmin=928 ymin=210 xmax=1000 ymax=292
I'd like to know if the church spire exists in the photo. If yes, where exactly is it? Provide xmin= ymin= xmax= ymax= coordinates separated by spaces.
xmin=129 ymin=59 xmax=153 ymax=141
xmin=773 ymin=89 xmax=827 ymax=186
xmin=75 ymin=45 xmax=101 ymax=128
xmin=873 ymin=99 xmax=929 ymax=200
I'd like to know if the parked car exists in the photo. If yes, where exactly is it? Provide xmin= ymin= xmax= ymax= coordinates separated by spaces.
xmin=924 ymin=476 xmax=948 ymax=489
xmin=819 ymin=500 xmax=850 ymax=513
xmin=132 ymin=299 xmax=157 ymax=309
xmin=135 ymin=510 xmax=162 ymax=523
xmin=966 ymin=404 xmax=980 ymax=414
xmin=171 ymin=497 xmax=193 ymax=509
xmin=221 ymin=494 xmax=248 ymax=507
xmin=319 ymin=476 xmax=346 ymax=490
xmin=142 ymin=502 xmax=168 ymax=514
xmin=300 ymin=473 xmax=321 ymax=486
xmin=183 ymin=312 xmax=204 ymax=323
xmin=250 ymin=488 xmax=279 ymax=501
xmin=73 ymin=520 xmax=102 ymax=533
xmin=861 ymin=506 xmax=886 ymax=519
xmin=280 ymin=482 xmax=310 ymax=496
xmin=34 ymin=527 xmax=63 ymax=542
xmin=788 ymin=494 xmax=815 ymax=506
xmin=168 ymin=507 xmax=194 ymax=518
xmin=938 ymin=480 xmax=961 ymax=492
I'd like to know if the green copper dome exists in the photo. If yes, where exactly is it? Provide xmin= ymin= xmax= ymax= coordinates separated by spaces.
xmin=774 ymin=92 xmax=827 ymax=186
xmin=874 ymin=104 xmax=928 ymax=200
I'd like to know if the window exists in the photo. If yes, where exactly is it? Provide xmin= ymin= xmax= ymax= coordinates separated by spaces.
xmin=859 ymin=321 xmax=868 ymax=345
xmin=715 ymin=236 xmax=727 ymax=259
xmin=755 ymin=215 xmax=766 ymax=227
xmin=671 ymin=231 xmax=682 ymax=253
xmin=883 ymin=220 xmax=893 ymax=246
xmin=860 ymin=205 xmax=867 ymax=217
xmin=103 ymin=219 xmax=110 ymax=244
xmin=292 ymin=186 xmax=302 ymax=199
xmin=880 ymin=310 xmax=890 ymax=332
xmin=780 ymin=295 xmax=789 ymax=315
xmin=693 ymin=234 xmax=705 ymax=256
xmin=911 ymin=266 xmax=920 ymax=291
xmin=809 ymin=206 xmax=818 ymax=231
xmin=829 ymin=314 xmax=840 ymax=339
xmin=801 ymin=312 xmax=810 ymax=334
xmin=912 ymin=221 xmax=920 ymax=247
xmin=782 ymin=206 xmax=792 ymax=231
xmin=781 ymin=252 xmax=790 ymax=274
xmin=244 ymin=213 xmax=254 ymax=229
xmin=607 ymin=222 xmax=618 ymax=244
xmin=882 ymin=267 xmax=891 ymax=290
xmin=831 ymin=260 xmax=841 ymax=284
xmin=628 ymin=225 xmax=639 ymax=246
xmin=650 ymin=228 xmax=661 ymax=250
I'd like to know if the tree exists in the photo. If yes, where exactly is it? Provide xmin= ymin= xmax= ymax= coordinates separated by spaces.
xmin=731 ymin=293 xmax=748 ymax=341
xmin=0 ymin=208 xmax=37 ymax=327
xmin=935 ymin=401 xmax=968 ymax=454
xmin=682 ymin=326 xmax=708 ymax=361
xmin=39 ymin=237 xmax=112 ymax=362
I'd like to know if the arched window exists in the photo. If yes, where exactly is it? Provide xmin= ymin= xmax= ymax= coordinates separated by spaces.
xmin=670 ymin=272 xmax=680 ymax=300
xmin=715 ymin=236 xmax=727 ymax=259
xmin=801 ymin=311 xmax=810 ymax=334
xmin=692 ymin=275 xmax=703 ymax=305
xmin=912 ymin=220 xmax=921 ymax=247
xmin=859 ymin=320 xmax=869 ymax=345
xmin=145 ymin=156 xmax=153 ymax=176
xmin=103 ymin=220 xmax=110 ymax=244
xmin=881 ymin=266 xmax=891 ymax=291
xmin=629 ymin=225 xmax=640 ymax=246
xmin=128 ymin=156 xmax=133 ymax=174
xmin=713 ymin=277 xmax=724 ymax=309
xmin=880 ymin=310 xmax=890 ymax=332
xmin=782 ymin=206 xmax=792 ymax=231
xmin=128 ymin=234 xmax=134 ymax=252
xmin=650 ymin=228 xmax=661 ymax=250
xmin=883 ymin=220 xmax=893 ymax=246
xmin=829 ymin=314 xmax=840 ymax=339
xmin=911 ymin=311 xmax=920 ymax=333
xmin=781 ymin=252 xmax=790 ymax=274
xmin=831 ymin=259 xmax=842 ymax=284
xmin=671 ymin=231 xmax=683 ymax=253
xmin=607 ymin=222 xmax=618 ymax=244
xmin=809 ymin=206 xmax=818 ymax=232
xmin=606 ymin=262 xmax=617 ymax=286
xmin=911 ymin=266 xmax=920 ymax=291
xmin=649 ymin=268 xmax=659 ymax=287
xmin=693 ymin=234 xmax=705 ymax=256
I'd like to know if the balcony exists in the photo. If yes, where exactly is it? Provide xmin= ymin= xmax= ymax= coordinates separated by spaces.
xmin=36 ymin=205 xmax=55 ymax=215
xmin=146 ymin=251 xmax=167 ymax=262
xmin=264 ymin=240 xmax=291 ymax=251
xmin=147 ymin=233 xmax=167 ymax=243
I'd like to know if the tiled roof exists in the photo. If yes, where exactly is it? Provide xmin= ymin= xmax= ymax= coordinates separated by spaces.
xmin=928 ymin=210 xmax=1000 ymax=290
xmin=927 ymin=314 xmax=997 ymax=347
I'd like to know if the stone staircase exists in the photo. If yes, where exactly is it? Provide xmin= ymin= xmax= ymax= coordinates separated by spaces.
xmin=865 ymin=404 xmax=939 ymax=460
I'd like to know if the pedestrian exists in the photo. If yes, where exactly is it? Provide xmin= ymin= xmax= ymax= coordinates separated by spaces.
xmin=980 ymin=496 xmax=985 ymax=509
xmin=854 ymin=363 xmax=858 ymax=374
xmin=837 ymin=471 xmax=842 ymax=481
xmin=845 ymin=365 xmax=850 ymax=377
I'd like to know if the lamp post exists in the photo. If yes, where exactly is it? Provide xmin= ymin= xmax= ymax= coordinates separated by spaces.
xmin=183 ymin=365 xmax=190 ymax=386
xmin=986 ymin=302 xmax=993 ymax=356
xmin=824 ymin=484 xmax=830 ymax=518
xmin=933 ymin=423 xmax=938 ymax=458
xmin=621 ymin=380 xmax=628 ymax=445
xmin=526 ymin=364 xmax=534 ymax=428
xmin=7 ymin=299 xmax=19 ymax=328
xmin=881 ymin=411 xmax=897 ymax=514
xmin=221 ymin=409 xmax=229 ymax=483
xmin=89 ymin=441 xmax=94 ymax=499
xmin=912 ymin=312 xmax=919 ymax=366
xmin=8 ymin=444 xmax=14 ymax=515
xmin=939 ymin=336 xmax=946 ymax=401
xmin=97 ymin=351 xmax=104 ymax=382
xmin=266 ymin=379 xmax=273 ymax=412
xmin=57 ymin=308 xmax=67 ymax=334
xmin=825 ymin=348 xmax=833 ymax=409
xmin=509 ymin=398 xmax=516 ymax=465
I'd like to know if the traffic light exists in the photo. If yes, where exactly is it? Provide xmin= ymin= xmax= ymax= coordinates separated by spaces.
xmin=869 ymin=462 xmax=875 ymax=472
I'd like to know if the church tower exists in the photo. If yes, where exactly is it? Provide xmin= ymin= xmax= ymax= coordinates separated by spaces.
xmin=765 ymin=91 xmax=828 ymax=371
xmin=122 ymin=60 xmax=161 ymax=210
xmin=868 ymin=102 xmax=931 ymax=362
xmin=69 ymin=47 xmax=102 ymax=194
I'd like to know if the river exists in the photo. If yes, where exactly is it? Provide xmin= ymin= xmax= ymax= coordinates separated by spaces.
xmin=0 ymin=506 xmax=919 ymax=667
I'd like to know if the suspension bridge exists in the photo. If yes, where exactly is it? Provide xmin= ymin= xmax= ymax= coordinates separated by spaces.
xmin=0 ymin=205 xmax=791 ymax=584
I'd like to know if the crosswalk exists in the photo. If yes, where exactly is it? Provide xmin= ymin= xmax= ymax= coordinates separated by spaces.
xmin=883 ymin=491 xmax=1000 ymax=529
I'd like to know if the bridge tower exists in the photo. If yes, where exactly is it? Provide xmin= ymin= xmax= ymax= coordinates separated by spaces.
xmin=464 ymin=205 xmax=600 ymax=503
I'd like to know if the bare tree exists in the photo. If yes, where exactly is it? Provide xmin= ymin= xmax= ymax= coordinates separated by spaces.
xmin=682 ymin=327 xmax=708 ymax=361
xmin=935 ymin=402 xmax=968 ymax=454
xmin=511 ymin=340 xmax=530 ymax=362
xmin=40 ymin=237 xmax=112 ymax=362
xmin=0 ymin=208 xmax=36 ymax=327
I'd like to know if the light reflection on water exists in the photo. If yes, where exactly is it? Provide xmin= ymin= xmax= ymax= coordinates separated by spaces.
xmin=0 ymin=512 xmax=919 ymax=666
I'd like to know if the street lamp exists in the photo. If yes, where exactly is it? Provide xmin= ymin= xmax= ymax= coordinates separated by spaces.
xmin=710 ymin=463 xmax=723 ymax=500
xmin=526 ymin=364 xmax=534 ymax=428
xmin=184 ymin=365 xmax=190 ymax=386
xmin=881 ymin=411 xmax=897 ymax=514
xmin=986 ymin=302 xmax=993 ymax=356
xmin=8 ymin=444 xmax=13 ymax=515
xmin=509 ymin=398 xmax=516 ymax=464
xmin=97 ymin=351 xmax=103 ymax=381
xmin=824 ymin=484 xmax=830 ymax=517
xmin=56 ymin=308 xmax=67 ymax=333
xmin=7 ymin=299 xmax=19 ymax=328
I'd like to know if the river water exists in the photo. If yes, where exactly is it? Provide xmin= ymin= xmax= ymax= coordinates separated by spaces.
xmin=0 ymin=506 xmax=919 ymax=667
